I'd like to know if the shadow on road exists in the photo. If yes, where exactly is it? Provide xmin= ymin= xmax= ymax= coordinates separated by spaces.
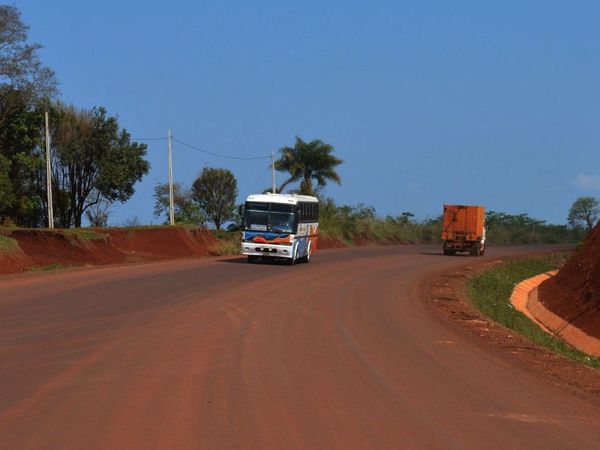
xmin=219 ymin=256 xmax=296 ymax=266
xmin=219 ymin=257 xmax=248 ymax=264
xmin=419 ymin=252 xmax=473 ymax=257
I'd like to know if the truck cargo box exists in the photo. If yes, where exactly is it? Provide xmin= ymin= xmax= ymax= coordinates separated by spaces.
xmin=441 ymin=205 xmax=486 ymax=256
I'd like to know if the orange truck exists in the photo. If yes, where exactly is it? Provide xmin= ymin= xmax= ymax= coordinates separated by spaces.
xmin=441 ymin=205 xmax=486 ymax=256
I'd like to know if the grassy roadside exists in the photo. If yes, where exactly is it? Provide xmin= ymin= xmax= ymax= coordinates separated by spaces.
xmin=64 ymin=229 xmax=108 ymax=241
xmin=0 ymin=235 xmax=19 ymax=252
xmin=468 ymin=255 xmax=600 ymax=370
xmin=26 ymin=263 xmax=69 ymax=273
xmin=209 ymin=230 xmax=240 ymax=256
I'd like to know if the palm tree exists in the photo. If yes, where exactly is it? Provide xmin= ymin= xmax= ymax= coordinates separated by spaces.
xmin=274 ymin=137 xmax=343 ymax=196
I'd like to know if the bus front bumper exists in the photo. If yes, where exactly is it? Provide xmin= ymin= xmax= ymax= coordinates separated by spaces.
xmin=241 ymin=243 xmax=294 ymax=259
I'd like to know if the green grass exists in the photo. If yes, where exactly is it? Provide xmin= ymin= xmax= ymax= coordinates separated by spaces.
xmin=118 ymin=224 xmax=205 ymax=231
xmin=26 ymin=263 xmax=69 ymax=273
xmin=64 ymin=229 xmax=108 ymax=241
xmin=0 ymin=235 xmax=19 ymax=252
xmin=468 ymin=254 xmax=600 ymax=370
xmin=118 ymin=224 xmax=171 ymax=231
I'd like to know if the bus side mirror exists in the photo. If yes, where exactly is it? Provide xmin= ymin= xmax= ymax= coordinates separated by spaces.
xmin=238 ymin=205 xmax=244 ymax=216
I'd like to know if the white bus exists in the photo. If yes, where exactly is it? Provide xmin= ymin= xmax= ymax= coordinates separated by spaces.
xmin=240 ymin=193 xmax=319 ymax=264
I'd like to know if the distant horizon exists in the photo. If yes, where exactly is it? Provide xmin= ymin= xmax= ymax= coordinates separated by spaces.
xmin=18 ymin=1 xmax=600 ymax=227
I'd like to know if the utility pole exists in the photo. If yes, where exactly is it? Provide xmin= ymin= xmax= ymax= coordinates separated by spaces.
xmin=45 ymin=112 xmax=54 ymax=229
xmin=168 ymin=129 xmax=175 ymax=226
xmin=271 ymin=150 xmax=276 ymax=194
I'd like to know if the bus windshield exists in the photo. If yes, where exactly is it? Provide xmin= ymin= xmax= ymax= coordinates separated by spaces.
xmin=244 ymin=202 xmax=295 ymax=233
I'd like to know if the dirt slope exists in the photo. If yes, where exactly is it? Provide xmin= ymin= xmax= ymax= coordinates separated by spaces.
xmin=106 ymin=227 xmax=216 ymax=260
xmin=539 ymin=223 xmax=600 ymax=339
xmin=0 ymin=227 xmax=217 ymax=274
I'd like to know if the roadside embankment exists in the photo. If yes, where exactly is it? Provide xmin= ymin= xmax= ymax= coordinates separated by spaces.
xmin=511 ymin=271 xmax=600 ymax=356
xmin=0 ymin=227 xmax=217 ymax=274
xmin=538 ymin=223 xmax=600 ymax=341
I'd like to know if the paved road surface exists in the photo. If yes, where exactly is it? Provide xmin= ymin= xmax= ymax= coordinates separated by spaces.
xmin=1 ymin=245 xmax=599 ymax=449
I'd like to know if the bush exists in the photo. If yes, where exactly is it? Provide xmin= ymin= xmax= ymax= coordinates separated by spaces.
xmin=210 ymin=230 xmax=240 ymax=256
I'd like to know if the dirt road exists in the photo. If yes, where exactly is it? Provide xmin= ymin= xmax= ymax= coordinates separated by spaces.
xmin=1 ymin=245 xmax=599 ymax=449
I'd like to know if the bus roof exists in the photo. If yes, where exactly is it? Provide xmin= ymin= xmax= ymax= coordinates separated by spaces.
xmin=245 ymin=193 xmax=318 ymax=205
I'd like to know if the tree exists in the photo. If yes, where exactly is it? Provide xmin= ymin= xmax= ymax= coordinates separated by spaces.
xmin=568 ymin=197 xmax=599 ymax=232
xmin=153 ymin=182 xmax=206 ymax=225
xmin=0 ymin=154 xmax=13 ymax=221
xmin=0 ymin=5 xmax=57 ymax=226
xmin=51 ymin=104 xmax=150 ymax=227
xmin=0 ymin=104 xmax=46 ymax=227
xmin=274 ymin=137 xmax=343 ymax=196
xmin=0 ymin=5 xmax=58 ymax=128
xmin=191 ymin=167 xmax=238 ymax=230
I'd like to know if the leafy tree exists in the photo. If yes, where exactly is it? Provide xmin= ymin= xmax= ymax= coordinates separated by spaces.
xmin=274 ymin=137 xmax=343 ymax=196
xmin=191 ymin=167 xmax=238 ymax=230
xmin=51 ymin=104 xmax=150 ymax=227
xmin=0 ymin=5 xmax=57 ymax=226
xmin=0 ymin=104 xmax=46 ymax=227
xmin=0 ymin=5 xmax=57 ymax=127
xmin=568 ymin=197 xmax=600 ymax=232
xmin=0 ymin=154 xmax=13 ymax=216
xmin=153 ymin=182 xmax=206 ymax=225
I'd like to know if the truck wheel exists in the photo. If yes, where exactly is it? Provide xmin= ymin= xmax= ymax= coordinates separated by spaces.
xmin=471 ymin=241 xmax=482 ymax=257
xmin=443 ymin=248 xmax=455 ymax=256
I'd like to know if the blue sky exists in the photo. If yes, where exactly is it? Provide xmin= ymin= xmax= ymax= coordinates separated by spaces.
xmin=16 ymin=0 xmax=600 ymax=225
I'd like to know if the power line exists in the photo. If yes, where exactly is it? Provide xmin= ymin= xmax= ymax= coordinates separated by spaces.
xmin=133 ymin=135 xmax=271 ymax=161
xmin=172 ymin=136 xmax=271 ymax=160
xmin=133 ymin=137 xmax=168 ymax=141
